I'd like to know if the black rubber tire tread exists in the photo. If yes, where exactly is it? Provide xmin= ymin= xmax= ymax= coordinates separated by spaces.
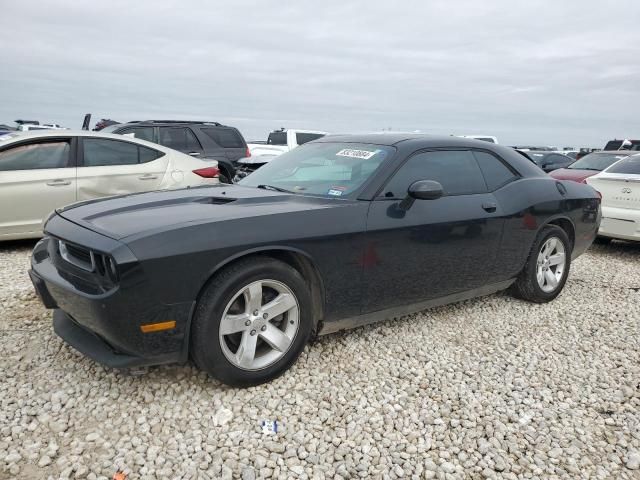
xmin=594 ymin=236 xmax=612 ymax=245
xmin=190 ymin=256 xmax=313 ymax=387
xmin=511 ymin=225 xmax=572 ymax=303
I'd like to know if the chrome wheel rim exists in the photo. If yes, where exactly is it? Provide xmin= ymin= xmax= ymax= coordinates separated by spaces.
xmin=536 ymin=237 xmax=566 ymax=293
xmin=219 ymin=279 xmax=299 ymax=371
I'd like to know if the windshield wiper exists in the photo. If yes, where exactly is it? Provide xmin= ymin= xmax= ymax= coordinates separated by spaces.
xmin=256 ymin=184 xmax=295 ymax=194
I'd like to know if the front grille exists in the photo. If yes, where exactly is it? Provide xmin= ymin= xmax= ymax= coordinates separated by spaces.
xmin=57 ymin=240 xmax=119 ymax=284
xmin=59 ymin=241 xmax=94 ymax=271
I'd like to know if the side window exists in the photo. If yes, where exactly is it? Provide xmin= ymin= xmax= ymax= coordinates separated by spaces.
xmin=139 ymin=146 xmax=164 ymax=163
xmin=473 ymin=151 xmax=518 ymax=191
xmin=201 ymin=128 xmax=245 ymax=148
xmin=159 ymin=127 xmax=202 ymax=152
xmin=120 ymin=127 xmax=154 ymax=142
xmin=296 ymin=132 xmax=325 ymax=145
xmin=0 ymin=141 xmax=70 ymax=171
xmin=83 ymin=139 xmax=139 ymax=167
xmin=552 ymin=154 xmax=569 ymax=164
xmin=382 ymin=150 xmax=486 ymax=198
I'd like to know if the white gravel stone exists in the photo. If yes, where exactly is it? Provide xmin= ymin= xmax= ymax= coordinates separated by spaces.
xmin=2 ymin=241 xmax=640 ymax=479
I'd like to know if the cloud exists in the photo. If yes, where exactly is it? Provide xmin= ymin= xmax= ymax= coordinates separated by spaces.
xmin=1 ymin=0 xmax=639 ymax=147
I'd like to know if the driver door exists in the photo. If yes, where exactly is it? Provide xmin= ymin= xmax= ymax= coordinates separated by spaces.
xmin=363 ymin=149 xmax=506 ymax=313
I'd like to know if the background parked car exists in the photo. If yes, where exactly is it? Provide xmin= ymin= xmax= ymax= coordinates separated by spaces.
xmin=93 ymin=119 xmax=120 ymax=131
xmin=587 ymin=153 xmax=640 ymax=242
xmin=233 ymin=154 xmax=278 ymax=182
xmin=103 ymin=120 xmax=249 ymax=183
xmin=550 ymin=151 xmax=632 ymax=183
xmin=459 ymin=135 xmax=499 ymax=144
xmin=0 ymin=124 xmax=16 ymax=136
xmin=603 ymin=138 xmax=640 ymax=151
xmin=0 ymin=131 xmax=219 ymax=240
xmin=525 ymin=150 xmax=575 ymax=172
xmin=248 ymin=128 xmax=327 ymax=157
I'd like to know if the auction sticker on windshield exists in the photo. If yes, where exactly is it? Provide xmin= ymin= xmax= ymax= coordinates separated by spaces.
xmin=336 ymin=148 xmax=378 ymax=160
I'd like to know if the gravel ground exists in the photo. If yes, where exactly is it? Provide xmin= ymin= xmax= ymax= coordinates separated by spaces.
xmin=1 ymin=240 xmax=639 ymax=480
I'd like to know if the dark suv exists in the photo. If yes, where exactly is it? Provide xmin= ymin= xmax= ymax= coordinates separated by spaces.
xmin=104 ymin=120 xmax=249 ymax=183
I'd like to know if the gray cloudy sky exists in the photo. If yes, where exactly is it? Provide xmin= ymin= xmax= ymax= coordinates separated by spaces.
xmin=1 ymin=0 xmax=639 ymax=147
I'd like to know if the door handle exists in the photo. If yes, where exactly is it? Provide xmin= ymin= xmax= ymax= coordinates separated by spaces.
xmin=138 ymin=174 xmax=158 ymax=180
xmin=46 ymin=179 xmax=71 ymax=186
xmin=482 ymin=202 xmax=497 ymax=213
xmin=188 ymin=152 xmax=201 ymax=157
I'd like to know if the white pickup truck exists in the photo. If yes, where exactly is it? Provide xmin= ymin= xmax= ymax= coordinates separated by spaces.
xmin=235 ymin=128 xmax=328 ymax=181
xmin=248 ymin=128 xmax=327 ymax=156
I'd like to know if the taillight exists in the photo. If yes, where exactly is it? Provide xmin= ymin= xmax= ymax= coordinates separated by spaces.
xmin=192 ymin=167 xmax=220 ymax=178
xmin=245 ymin=147 xmax=251 ymax=157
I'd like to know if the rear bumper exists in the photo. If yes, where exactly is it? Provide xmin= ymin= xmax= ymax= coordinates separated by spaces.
xmin=30 ymin=228 xmax=194 ymax=368
xmin=599 ymin=206 xmax=640 ymax=241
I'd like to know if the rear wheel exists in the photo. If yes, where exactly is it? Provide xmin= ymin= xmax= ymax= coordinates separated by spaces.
xmin=512 ymin=225 xmax=571 ymax=303
xmin=190 ymin=257 xmax=313 ymax=387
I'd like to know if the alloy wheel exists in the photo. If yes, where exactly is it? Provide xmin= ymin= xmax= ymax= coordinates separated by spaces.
xmin=536 ymin=237 xmax=566 ymax=293
xmin=218 ymin=279 xmax=299 ymax=371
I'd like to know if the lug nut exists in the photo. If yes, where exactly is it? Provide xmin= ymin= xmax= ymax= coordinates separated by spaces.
xmin=245 ymin=320 xmax=251 ymax=326
xmin=263 ymin=313 xmax=268 ymax=319
xmin=261 ymin=325 xmax=267 ymax=331
xmin=250 ymin=330 xmax=256 ymax=336
xmin=253 ymin=310 xmax=259 ymax=316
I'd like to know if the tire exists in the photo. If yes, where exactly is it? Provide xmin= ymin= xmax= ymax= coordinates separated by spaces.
xmin=218 ymin=168 xmax=232 ymax=184
xmin=190 ymin=257 xmax=313 ymax=387
xmin=594 ymin=236 xmax=612 ymax=245
xmin=511 ymin=225 xmax=572 ymax=303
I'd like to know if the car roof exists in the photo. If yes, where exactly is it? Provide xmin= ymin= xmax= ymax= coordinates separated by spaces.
xmin=0 ymin=129 xmax=180 ymax=152
xmin=118 ymin=120 xmax=229 ymax=128
xmin=586 ymin=150 xmax=635 ymax=155
xmin=316 ymin=132 xmax=495 ymax=147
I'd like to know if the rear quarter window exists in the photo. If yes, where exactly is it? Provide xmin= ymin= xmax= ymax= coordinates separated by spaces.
xmin=296 ymin=132 xmax=325 ymax=145
xmin=473 ymin=151 xmax=518 ymax=190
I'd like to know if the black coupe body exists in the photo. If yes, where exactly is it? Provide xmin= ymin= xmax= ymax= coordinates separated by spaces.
xmin=30 ymin=134 xmax=601 ymax=386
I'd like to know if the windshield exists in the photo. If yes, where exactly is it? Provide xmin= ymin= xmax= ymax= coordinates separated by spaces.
xmin=568 ymin=152 xmax=628 ymax=171
xmin=607 ymin=155 xmax=640 ymax=175
xmin=239 ymin=142 xmax=394 ymax=197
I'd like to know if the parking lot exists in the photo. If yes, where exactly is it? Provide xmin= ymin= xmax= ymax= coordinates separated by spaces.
xmin=1 ymin=240 xmax=638 ymax=479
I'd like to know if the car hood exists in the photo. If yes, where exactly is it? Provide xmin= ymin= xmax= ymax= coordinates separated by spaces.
xmin=549 ymin=168 xmax=597 ymax=182
xmin=55 ymin=185 xmax=351 ymax=241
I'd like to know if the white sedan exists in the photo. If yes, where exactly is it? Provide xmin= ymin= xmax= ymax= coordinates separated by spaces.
xmin=0 ymin=130 xmax=220 ymax=240
xmin=587 ymin=153 xmax=640 ymax=242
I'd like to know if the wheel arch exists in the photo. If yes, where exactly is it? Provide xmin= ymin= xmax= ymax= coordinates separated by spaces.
xmin=545 ymin=215 xmax=576 ymax=250
xmin=191 ymin=246 xmax=326 ymax=334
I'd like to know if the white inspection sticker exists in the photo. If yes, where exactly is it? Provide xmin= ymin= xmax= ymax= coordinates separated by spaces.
xmin=336 ymin=148 xmax=378 ymax=159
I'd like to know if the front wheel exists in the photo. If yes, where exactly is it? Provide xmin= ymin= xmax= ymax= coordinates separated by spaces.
xmin=190 ymin=257 xmax=313 ymax=387
xmin=511 ymin=225 xmax=571 ymax=303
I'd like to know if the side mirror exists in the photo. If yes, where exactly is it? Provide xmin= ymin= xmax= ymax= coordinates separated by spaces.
xmin=408 ymin=180 xmax=444 ymax=200
xmin=399 ymin=180 xmax=444 ymax=210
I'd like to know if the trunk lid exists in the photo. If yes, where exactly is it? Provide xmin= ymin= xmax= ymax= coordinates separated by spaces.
xmin=587 ymin=174 xmax=640 ymax=210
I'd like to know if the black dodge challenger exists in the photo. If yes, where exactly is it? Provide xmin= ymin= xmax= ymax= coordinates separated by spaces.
xmin=30 ymin=134 xmax=601 ymax=386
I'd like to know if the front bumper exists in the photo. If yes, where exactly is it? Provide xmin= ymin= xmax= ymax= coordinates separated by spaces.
xmin=30 ymin=224 xmax=194 ymax=368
